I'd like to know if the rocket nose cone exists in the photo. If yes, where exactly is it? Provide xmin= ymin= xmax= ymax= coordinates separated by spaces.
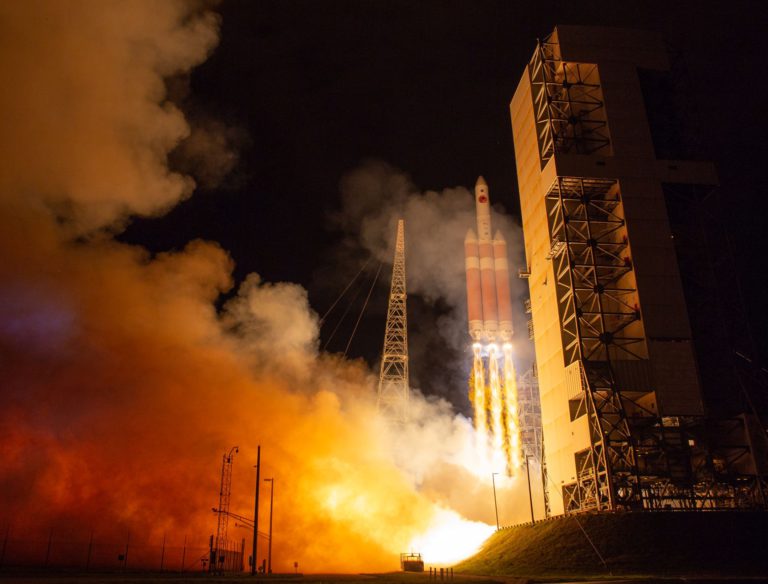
xmin=475 ymin=176 xmax=488 ymax=188
xmin=493 ymin=230 xmax=506 ymax=242
xmin=465 ymin=228 xmax=477 ymax=241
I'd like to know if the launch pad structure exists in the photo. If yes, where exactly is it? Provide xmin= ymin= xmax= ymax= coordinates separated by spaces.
xmin=510 ymin=25 xmax=768 ymax=514
xmin=377 ymin=219 xmax=410 ymax=423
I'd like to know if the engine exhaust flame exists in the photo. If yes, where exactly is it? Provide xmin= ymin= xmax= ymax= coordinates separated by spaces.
xmin=471 ymin=344 xmax=488 ymax=459
xmin=469 ymin=343 xmax=522 ymax=476
xmin=503 ymin=344 xmax=522 ymax=472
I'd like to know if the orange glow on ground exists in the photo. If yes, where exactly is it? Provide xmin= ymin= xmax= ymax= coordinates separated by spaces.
xmin=408 ymin=508 xmax=494 ymax=566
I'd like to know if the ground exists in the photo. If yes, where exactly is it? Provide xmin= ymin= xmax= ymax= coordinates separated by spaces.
xmin=1 ymin=572 xmax=767 ymax=584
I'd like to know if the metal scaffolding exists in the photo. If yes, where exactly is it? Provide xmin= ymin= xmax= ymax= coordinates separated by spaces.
xmin=529 ymin=33 xmax=611 ymax=167
xmin=516 ymin=24 xmax=767 ymax=517
xmin=212 ymin=446 xmax=238 ymax=573
xmin=538 ymin=132 xmax=766 ymax=513
xmin=544 ymin=176 xmax=649 ymax=511
xmin=377 ymin=219 xmax=410 ymax=423
xmin=518 ymin=363 xmax=550 ymax=517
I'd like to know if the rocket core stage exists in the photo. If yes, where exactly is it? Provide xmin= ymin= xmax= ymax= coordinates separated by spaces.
xmin=465 ymin=176 xmax=522 ymax=475
xmin=464 ymin=176 xmax=513 ymax=342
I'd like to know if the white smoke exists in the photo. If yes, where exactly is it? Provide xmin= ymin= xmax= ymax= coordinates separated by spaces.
xmin=223 ymin=273 xmax=321 ymax=379
xmin=336 ymin=160 xmax=535 ymax=391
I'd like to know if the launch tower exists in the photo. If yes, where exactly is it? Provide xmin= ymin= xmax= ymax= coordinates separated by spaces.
xmin=511 ymin=26 xmax=767 ymax=513
xmin=377 ymin=219 xmax=410 ymax=423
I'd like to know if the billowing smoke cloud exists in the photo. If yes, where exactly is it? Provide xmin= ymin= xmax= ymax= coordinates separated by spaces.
xmin=0 ymin=1 xmax=549 ymax=572
xmin=335 ymin=160 xmax=534 ymax=405
xmin=331 ymin=160 xmax=544 ymax=530
xmin=0 ymin=0 xmax=507 ymax=573
xmin=0 ymin=0 xmax=222 ymax=233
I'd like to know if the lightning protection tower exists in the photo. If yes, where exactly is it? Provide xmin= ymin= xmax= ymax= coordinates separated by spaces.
xmin=377 ymin=219 xmax=409 ymax=423
xmin=212 ymin=446 xmax=238 ymax=573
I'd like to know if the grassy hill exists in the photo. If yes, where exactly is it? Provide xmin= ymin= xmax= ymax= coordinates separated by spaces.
xmin=455 ymin=511 xmax=768 ymax=579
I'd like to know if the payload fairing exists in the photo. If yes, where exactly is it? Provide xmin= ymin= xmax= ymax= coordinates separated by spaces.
xmin=464 ymin=176 xmax=513 ymax=343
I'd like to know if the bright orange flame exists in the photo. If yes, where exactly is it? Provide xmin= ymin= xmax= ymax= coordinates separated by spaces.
xmin=469 ymin=344 xmax=522 ymax=476
xmin=503 ymin=344 xmax=522 ymax=472
xmin=471 ymin=345 xmax=488 ymax=459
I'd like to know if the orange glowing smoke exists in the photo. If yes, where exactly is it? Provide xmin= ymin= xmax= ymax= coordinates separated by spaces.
xmin=0 ymin=0 xmax=492 ymax=573
xmin=469 ymin=344 xmax=522 ymax=475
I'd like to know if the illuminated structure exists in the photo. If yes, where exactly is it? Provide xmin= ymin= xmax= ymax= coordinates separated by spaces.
xmin=517 ymin=365 xmax=542 ymax=462
xmin=518 ymin=363 xmax=550 ymax=517
xmin=377 ymin=219 xmax=410 ymax=423
xmin=511 ymin=26 xmax=767 ymax=513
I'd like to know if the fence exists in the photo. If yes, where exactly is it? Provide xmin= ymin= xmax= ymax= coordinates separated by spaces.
xmin=209 ymin=536 xmax=246 ymax=573
xmin=0 ymin=529 xmax=213 ymax=572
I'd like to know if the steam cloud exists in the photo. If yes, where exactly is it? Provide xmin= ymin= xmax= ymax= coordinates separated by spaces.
xmin=0 ymin=0 xmax=425 ymax=571
xmin=0 ymin=1 xmax=539 ymax=572
xmin=335 ymin=160 xmax=534 ymax=402
xmin=330 ymin=160 xmax=544 ymax=528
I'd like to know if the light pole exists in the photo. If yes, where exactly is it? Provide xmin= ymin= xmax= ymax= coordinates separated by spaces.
xmin=491 ymin=472 xmax=500 ymax=530
xmin=251 ymin=446 xmax=261 ymax=576
xmin=264 ymin=478 xmax=274 ymax=574
xmin=525 ymin=454 xmax=535 ymax=524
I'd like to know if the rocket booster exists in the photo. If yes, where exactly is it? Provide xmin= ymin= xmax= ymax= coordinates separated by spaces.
xmin=465 ymin=176 xmax=514 ymax=342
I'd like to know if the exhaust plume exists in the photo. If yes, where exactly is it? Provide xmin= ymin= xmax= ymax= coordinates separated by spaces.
xmin=0 ymin=1 xmax=507 ymax=572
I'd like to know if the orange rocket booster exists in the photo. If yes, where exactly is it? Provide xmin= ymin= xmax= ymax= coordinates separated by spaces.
xmin=465 ymin=229 xmax=483 ymax=340
xmin=465 ymin=176 xmax=514 ymax=342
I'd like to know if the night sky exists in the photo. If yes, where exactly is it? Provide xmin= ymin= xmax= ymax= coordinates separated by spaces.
xmin=123 ymin=0 xmax=768 ymax=401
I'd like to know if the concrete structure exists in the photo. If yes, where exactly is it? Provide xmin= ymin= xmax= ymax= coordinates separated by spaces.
xmin=510 ymin=26 xmax=767 ymax=513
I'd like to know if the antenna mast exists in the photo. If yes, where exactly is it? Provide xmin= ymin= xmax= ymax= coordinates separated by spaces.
xmin=377 ymin=219 xmax=410 ymax=423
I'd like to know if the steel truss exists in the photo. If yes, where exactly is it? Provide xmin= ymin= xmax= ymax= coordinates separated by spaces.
xmin=212 ymin=446 xmax=238 ymax=573
xmin=377 ymin=219 xmax=410 ymax=423
xmin=526 ymin=30 xmax=767 ymax=515
xmin=547 ymin=176 xmax=643 ymax=511
xmin=544 ymin=176 xmax=700 ymax=512
xmin=529 ymin=33 xmax=611 ymax=166
xmin=545 ymin=176 xmax=768 ymax=512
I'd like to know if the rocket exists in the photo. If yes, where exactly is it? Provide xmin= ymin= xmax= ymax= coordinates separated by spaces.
xmin=465 ymin=176 xmax=513 ymax=342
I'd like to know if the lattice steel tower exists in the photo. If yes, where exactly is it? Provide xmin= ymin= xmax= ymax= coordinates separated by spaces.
xmin=212 ymin=445 xmax=238 ymax=572
xmin=377 ymin=219 xmax=409 ymax=423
